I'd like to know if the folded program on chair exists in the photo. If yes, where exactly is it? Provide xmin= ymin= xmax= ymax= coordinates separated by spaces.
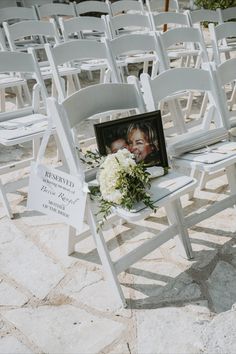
xmin=167 ymin=127 xmax=229 ymax=157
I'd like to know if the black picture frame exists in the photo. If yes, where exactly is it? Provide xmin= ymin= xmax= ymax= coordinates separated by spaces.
xmin=94 ymin=110 xmax=169 ymax=168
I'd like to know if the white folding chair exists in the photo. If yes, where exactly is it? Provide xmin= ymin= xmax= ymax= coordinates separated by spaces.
xmin=0 ymin=50 xmax=50 ymax=218
xmin=104 ymin=33 xmax=160 ymax=82
xmin=140 ymin=66 xmax=236 ymax=204
xmin=59 ymin=15 xmax=108 ymax=42
xmin=211 ymin=58 xmax=236 ymax=136
xmin=109 ymin=0 xmax=145 ymax=16
xmin=155 ymin=27 xmax=209 ymax=133
xmin=74 ymin=1 xmax=111 ymax=17
xmin=105 ymin=13 xmax=152 ymax=39
xmin=186 ymin=9 xmax=221 ymax=51
xmin=45 ymin=39 xmax=114 ymax=102
xmin=146 ymin=0 xmax=180 ymax=14
xmin=157 ymin=26 xmax=208 ymax=68
xmin=0 ymin=25 xmax=35 ymax=113
xmin=2 ymin=18 xmax=77 ymax=100
xmin=3 ymin=19 xmax=60 ymax=53
xmin=209 ymin=22 xmax=236 ymax=66
xmin=46 ymin=81 xmax=197 ymax=307
xmin=209 ymin=22 xmax=236 ymax=109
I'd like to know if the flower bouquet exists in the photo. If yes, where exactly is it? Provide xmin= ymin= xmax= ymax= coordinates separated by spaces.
xmin=88 ymin=148 xmax=166 ymax=228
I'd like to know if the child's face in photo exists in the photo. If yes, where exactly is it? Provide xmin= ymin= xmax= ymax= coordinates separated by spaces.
xmin=110 ymin=138 xmax=128 ymax=154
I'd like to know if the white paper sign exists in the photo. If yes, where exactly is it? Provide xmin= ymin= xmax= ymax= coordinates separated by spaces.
xmin=27 ymin=162 xmax=87 ymax=231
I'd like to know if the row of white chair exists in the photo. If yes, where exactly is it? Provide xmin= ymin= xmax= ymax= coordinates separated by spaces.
xmin=2 ymin=17 xmax=235 ymax=134
xmin=1 ymin=1 xmax=236 ymax=28
xmin=0 ymin=35 xmax=236 ymax=212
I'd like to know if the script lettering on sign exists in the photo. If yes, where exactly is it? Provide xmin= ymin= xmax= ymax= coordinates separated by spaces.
xmin=27 ymin=163 xmax=87 ymax=231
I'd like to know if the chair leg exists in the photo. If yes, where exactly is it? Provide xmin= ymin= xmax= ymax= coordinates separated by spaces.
xmin=66 ymin=75 xmax=76 ymax=97
xmin=166 ymin=199 xmax=193 ymax=260
xmin=168 ymin=99 xmax=187 ymax=134
xmin=199 ymin=92 xmax=208 ymax=118
xmin=33 ymin=137 xmax=41 ymax=160
xmin=67 ymin=225 xmax=78 ymax=255
xmin=0 ymin=179 xmax=13 ymax=219
xmin=229 ymin=84 xmax=236 ymax=111
xmin=86 ymin=201 xmax=126 ymax=308
xmin=225 ymin=164 xmax=236 ymax=197
xmin=0 ymin=89 xmax=6 ymax=112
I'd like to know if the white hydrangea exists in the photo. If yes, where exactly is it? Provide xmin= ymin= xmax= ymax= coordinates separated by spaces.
xmin=99 ymin=149 xmax=136 ymax=204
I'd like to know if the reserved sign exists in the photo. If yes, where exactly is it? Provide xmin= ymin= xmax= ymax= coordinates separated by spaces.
xmin=27 ymin=163 xmax=87 ymax=231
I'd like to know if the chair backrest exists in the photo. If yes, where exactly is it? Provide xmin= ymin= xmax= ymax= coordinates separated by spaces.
xmin=0 ymin=49 xmax=48 ymax=118
xmin=59 ymin=15 xmax=108 ymax=42
xmin=211 ymin=58 xmax=236 ymax=130
xmin=105 ymin=33 xmax=159 ymax=81
xmin=157 ymin=26 xmax=209 ymax=70
xmin=106 ymin=13 xmax=152 ymax=39
xmin=35 ymin=3 xmax=76 ymax=20
xmin=3 ymin=19 xmax=60 ymax=52
xmin=146 ymin=0 xmax=180 ymax=13
xmin=186 ymin=9 xmax=220 ymax=25
xmin=139 ymin=66 xmax=226 ymax=135
xmin=45 ymin=39 xmax=115 ymax=101
xmin=215 ymin=57 xmax=236 ymax=88
xmin=209 ymin=22 xmax=236 ymax=65
xmin=149 ymin=11 xmax=190 ymax=32
xmin=109 ymin=0 xmax=144 ymax=16
xmin=0 ymin=6 xmax=38 ymax=25
xmin=75 ymin=1 xmax=111 ymax=17
xmin=217 ymin=6 xmax=236 ymax=23
xmin=22 ymin=0 xmax=54 ymax=7
xmin=51 ymin=81 xmax=145 ymax=128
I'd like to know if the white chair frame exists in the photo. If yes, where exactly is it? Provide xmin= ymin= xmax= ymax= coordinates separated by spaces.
xmin=46 ymin=81 xmax=197 ymax=307
xmin=140 ymin=66 xmax=236 ymax=207
xmin=0 ymin=49 xmax=50 ymax=218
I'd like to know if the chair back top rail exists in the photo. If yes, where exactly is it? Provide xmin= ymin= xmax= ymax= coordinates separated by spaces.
xmin=3 ymin=19 xmax=60 ymax=51
xmin=150 ymin=11 xmax=190 ymax=30
xmin=186 ymin=9 xmax=220 ymax=25
xmin=75 ymin=1 xmax=111 ymax=16
xmin=105 ymin=32 xmax=158 ymax=57
xmin=35 ymin=3 xmax=76 ymax=19
xmin=217 ymin=6 xmax=236 ymax=23
xmin=0 ymin=6 xmax=37 ymax=24
xmin=110 ymin=0 xmax=144 ymax=16
xmin=146 ymin=0 xmax=179 ymax=13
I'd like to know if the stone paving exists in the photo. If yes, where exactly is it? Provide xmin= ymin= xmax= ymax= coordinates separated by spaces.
xmin=1 ymin=132 xmax=236 ymax=354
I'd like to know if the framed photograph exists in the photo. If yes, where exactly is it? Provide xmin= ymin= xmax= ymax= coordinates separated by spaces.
xmin=94 ymin=110 xmax=168 ymax=168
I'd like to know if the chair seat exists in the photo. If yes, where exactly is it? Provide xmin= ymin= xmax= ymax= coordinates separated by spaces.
xmin=173 ymin=141 xmax=236 ymax=173
xmin=168 ymin=49 xmax=200 ymax=59
xmin=113 ymin=171 xmax=196 ymax=222
xmin=0 ymin=113 xmax=48 ymax=145
xmin=88 ymin=171 xmax=196 ymax=222
xmin=0 ymin=75 xmax=26 ymax=89
xmin=80 ymin=59 xmax=108 ymax=71
xmin=218 ymin=44 xmax=236 ymax=53
xmin=125 ymin=53 xmax=156 ymax=64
